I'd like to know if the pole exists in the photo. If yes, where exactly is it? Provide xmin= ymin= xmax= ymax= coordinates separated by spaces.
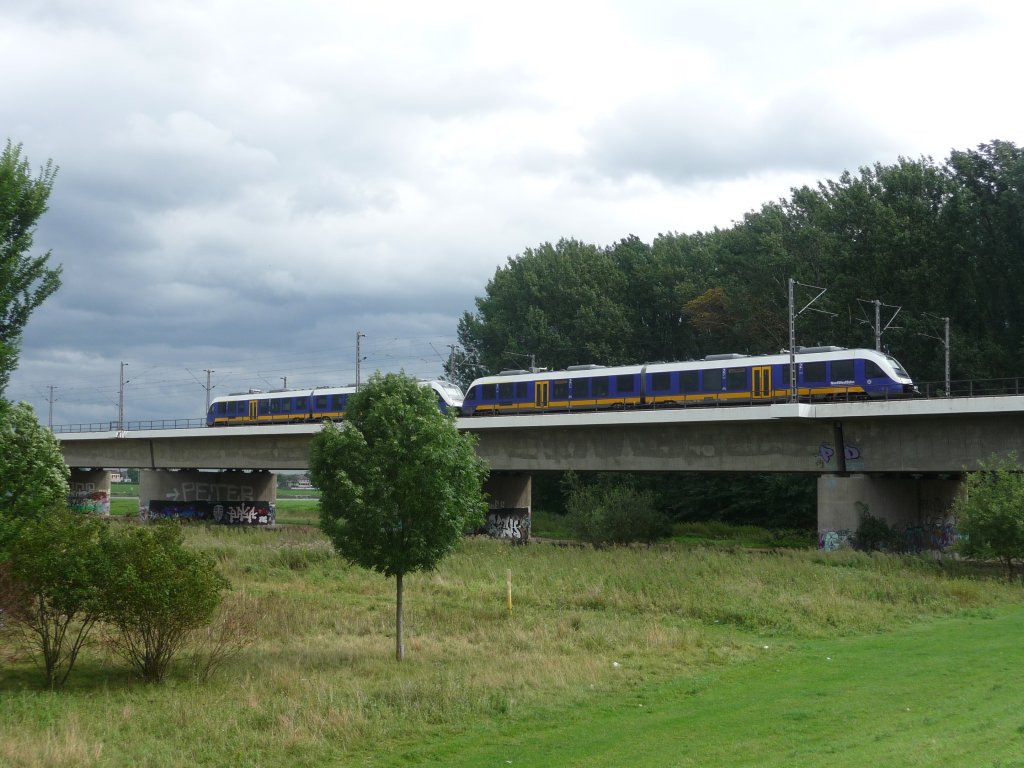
xmin=118 ymin=362 xmax=127 ymax=431
xmin=944 ymin=317 xmax=951 ymax=397
xmin=507 ymin=569 xmax=513 ymax=615
xmin=356 ymin=331 xmax=365 ymax=389
xmin=204 ymin=369 xmax=215 ymax=413
xmin=47 ymin=385 xmax=56 ymax=430
xmin=788 ymin=278 xmax=796 ymax=402
xmin=874 ymin=299 xmax=881 ymax=352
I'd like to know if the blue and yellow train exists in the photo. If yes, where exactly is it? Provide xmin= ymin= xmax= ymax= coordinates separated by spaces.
xmin=206 ymin=379 xmax=465 ymax=427
xmin=458 ymin=346 xmax=915 ymax=416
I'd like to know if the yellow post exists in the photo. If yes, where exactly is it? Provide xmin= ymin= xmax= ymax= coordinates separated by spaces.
xmin=507 ymin=568 xmax=513 ymax=615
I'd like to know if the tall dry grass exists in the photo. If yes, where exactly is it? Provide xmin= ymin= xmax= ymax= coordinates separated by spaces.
xmin=0 ymin=524 xmax=1018 ymax=767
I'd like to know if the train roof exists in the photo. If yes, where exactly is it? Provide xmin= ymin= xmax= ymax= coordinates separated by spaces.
xmin=210 ymin=379 xmax=462 ymax=405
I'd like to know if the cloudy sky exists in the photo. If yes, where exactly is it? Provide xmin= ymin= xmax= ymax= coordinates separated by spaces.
xmin=4 ymin=0 xmax=1021 ymax=427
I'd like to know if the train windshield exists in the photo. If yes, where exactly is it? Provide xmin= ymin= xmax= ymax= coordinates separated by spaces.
xmin=885 ymin=356 xmax=910 ymax=379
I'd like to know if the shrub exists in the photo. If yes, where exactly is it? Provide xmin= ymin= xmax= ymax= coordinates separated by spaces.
xmin=954 ymin=454 xmax=1024 ymax=580
xmin=0 ymin=508 xmax=105 ymax=689
xmin=566 ymin=482 xmax=671 ymax=545
xmin=97 ymin=522 xmax=228 ymax=682
xmin=855 ymin=505 xmax=903 ymax=552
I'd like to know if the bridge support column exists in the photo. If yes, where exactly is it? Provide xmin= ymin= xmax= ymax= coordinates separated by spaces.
xmin=483 ymin=473 xmax=531 ymax=543
xmin=69 ymin=469 xmax=111 ymax=515
xmin=817 ymin=474 xmax=962 ymax=552
xmin=139 ymin=469 xmax=277 ymax=525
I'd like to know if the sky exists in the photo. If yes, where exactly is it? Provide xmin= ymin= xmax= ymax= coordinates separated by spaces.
xmin=3 ymin=0 xmax=1022 ymax=427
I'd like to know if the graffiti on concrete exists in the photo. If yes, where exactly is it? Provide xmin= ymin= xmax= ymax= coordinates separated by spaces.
xmin=816 ymin=443 xmax=862 ymax=468
xmin=818 ymin=520 xmax=962 ymax=553
xmin=485 ymin=508 xmax=531 ymax=542
xmin=162 ymin=482 xmax=256 ymax=503
xmin=69 ymin=483 xmax=110 ymax=515
xmin=819 ymin=529 xmax=854 ymax=551
xmin=903 ymin=521 xmax=961 ymax=553
xmin=142 ymin=499 xmax=275 ymax=525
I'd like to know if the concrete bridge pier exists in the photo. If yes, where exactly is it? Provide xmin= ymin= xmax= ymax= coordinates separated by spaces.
xmin=483 ymin=472 xmax=531 ymax=542
xmin=69 ymin=468 xmax=112 ymax=515
xmin=817 ymin=474 xmax=963 ymax=552
xmin=138 ymin=468 xmax=277 ymax=525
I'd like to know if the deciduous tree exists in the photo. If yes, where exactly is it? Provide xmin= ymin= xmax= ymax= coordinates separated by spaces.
xmin=954 ymin=454 xmax=1024 ymax=580
xmin=0 ymin=141 xmax=62 ymax=397
xmin=310 ymin=372 xmax=488 ymax=660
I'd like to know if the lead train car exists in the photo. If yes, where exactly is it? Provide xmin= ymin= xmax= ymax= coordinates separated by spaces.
xmin=459 ymin=347 xmax=915 ymax=416
xmin=206 ymin=379 xmax=464 ymax=427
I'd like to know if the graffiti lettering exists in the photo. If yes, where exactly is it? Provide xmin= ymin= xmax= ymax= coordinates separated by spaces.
xmin=165 ymin=483 xmax=256 ymax=503
xmin=142 ymin=499 xmax=274 ymax=525
xmin=485 ymin=509 xmax=531 ymax=542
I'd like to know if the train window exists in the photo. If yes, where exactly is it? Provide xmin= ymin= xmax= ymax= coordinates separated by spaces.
xmin=680 ymin=371 xmax=699 ymax=392
xmin=702 ymin=369 xmax=723 ymax=392
xmin=516 ymin=382 xmax=528 ymax=399
xmin=803 ymin=362 xmax=826 ymax=382
xmin=780 ymin=365 xmax=791 ymax=388
xmin=498 ymin=382 xmax=514 ymax=400
xmin=831 ymin=360 xmax=855 ymax=381
xmin=616 ymin=375 xmax=634 ymax=393
xmin=652 ymin=372 xmax=671 ymax=391
xmin=295 ymin=397 xmax=307 ymax=410
xmin=333 ymin=394 xmax=346 ymax=409
xmin=482 ymin=384 xmax=497 ymax=401
xmin=314 ymin=396 xmax=327 ymax=409
xmin=726 ymin=368 xmax=747 ymax=390
xmin=217 ymin=402 xmax=227 ymax=415
xmin=865 ymin=360 xmax=885 ymax=379
xmin=553 ymin=381 xmax=569 ymax=400
xmin=270 ymin=399 xmax=281 ymax=414
xmin=281 ymin=399 xmax=292 ymax=413
xmin=592 ymin=377 xmax=609 ymax=397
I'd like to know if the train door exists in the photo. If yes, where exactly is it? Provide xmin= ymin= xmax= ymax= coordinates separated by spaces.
xmin=535 ymin=381 xmax=549 ymax=410
xmin=752 ymin=366 xmax=772 ymax=399
xmin=248 ymin=400 xmax=257 ymax=422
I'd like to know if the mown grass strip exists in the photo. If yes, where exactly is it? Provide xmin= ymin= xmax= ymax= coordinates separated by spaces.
xmin=401 ymin=607 xmax=1024 ymax=768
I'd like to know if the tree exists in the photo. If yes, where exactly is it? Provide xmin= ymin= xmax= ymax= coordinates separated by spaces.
xmin=0 ymin=508 xmax=105 ymax=688
xmin=954 ymin=455 xmax=1024 ymax=580
xmin=0 ymin=141 xmax=62 ymax=397
xmin=97 ymin=522 xmax=227 ymax=682
xmin=0 ymin=401 xmax=70 ymax=556
xmin=310 ymin=372 xmax=488 ymax=661
xmin=564 ymin=475 xmax=671 ymax=545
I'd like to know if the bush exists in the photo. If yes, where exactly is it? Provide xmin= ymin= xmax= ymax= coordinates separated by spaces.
xmin=97 ymin=522 xmax=228 ymax=682
xmin=565 ymin=482 xmax=672 ymax=545
xmin=855 ymin=505 xmax=903 ymax=552
xmin=0 ymin=508 xmax=106 ymax=689
xmin=954 ymin=454 xmax=1024 ymax=580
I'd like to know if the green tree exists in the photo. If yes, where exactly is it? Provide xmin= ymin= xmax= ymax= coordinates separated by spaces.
xmin=0 ymin=401 xmax=70 ymax=555
xmin=0 ymin=508 xmax=105 ymax=688
xmin=0 ymin=141 xmax=62 ymax=397
xmin=954 ymin=455 xmax=1024 ymax=580
xmin=97 ymin=522 xmax=227 ymax=682
xmin=310 ymin=372 xmax=488 ymax=660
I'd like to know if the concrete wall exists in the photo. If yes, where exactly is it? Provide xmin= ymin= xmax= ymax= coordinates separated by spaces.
xmin=139 ymin=469 xmax=277 ymax=525
xmin=69 ymin=468 xmax=111 ymax=515
xmin=483 ymin=473 xmax=531 ymax=542
xmin=817 ymin=474 xmax=962 ymax=552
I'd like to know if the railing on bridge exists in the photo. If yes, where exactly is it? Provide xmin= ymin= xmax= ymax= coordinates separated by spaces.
xmin=915 ymin=377 xmax=1024 ymax=398
xmin=51 ymin=418 xmax=207 ymax=434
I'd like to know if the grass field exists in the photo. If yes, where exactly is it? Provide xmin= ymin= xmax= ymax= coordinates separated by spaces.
xmin=2 ymin=516 xmax=1021 ymax=767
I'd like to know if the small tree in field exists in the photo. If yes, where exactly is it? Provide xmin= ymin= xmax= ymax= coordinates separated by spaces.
xmin=954 ymin=455 xmax=1024 ymax=580
xmin=310 ymin=372 xmax=488 ymax=661
xmin=0 ymin=508 xmax=105 ymax=689
xmin=97 ymin=522 xmax=227 ymax=682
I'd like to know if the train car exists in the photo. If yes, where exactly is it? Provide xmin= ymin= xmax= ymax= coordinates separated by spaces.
xmin=458 ymin=347 xmax=914 ymax=416
xmin=206 ymin=379 xmax=463 ymax=427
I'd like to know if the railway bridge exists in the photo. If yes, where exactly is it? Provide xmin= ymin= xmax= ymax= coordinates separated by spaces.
xmin=56 ymin=395 xmax=1024 ymax=547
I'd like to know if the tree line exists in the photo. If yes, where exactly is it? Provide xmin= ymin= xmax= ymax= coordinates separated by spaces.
xmin=454 ymin=140 xmax=1024 ymax=528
